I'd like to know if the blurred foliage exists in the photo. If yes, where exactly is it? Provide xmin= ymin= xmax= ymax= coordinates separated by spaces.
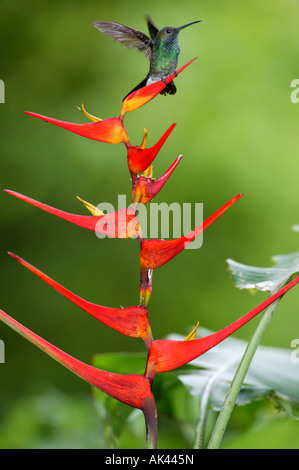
xmin=1 ymin=0 xmax=299 ymax=448
xmin=0 ymin=388 xmax=101 ymax=449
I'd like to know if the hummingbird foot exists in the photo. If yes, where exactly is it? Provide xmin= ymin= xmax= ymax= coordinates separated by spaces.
xmin=160 ymin=80 xmax=177 ymax=96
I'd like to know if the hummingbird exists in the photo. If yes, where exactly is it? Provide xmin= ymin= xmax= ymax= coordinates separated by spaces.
xmin=93 ymin=17 xmax=201 ymax=100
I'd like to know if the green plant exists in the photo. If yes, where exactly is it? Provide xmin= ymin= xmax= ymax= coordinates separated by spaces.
xmin=1 ymin=23 xmax=298 ymax=450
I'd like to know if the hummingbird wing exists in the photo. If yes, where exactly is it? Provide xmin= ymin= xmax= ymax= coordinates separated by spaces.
xmin=93 ymin=21 xmax=153 ymax=58
xmin=146 ymin=16 xmax=159 ymax=40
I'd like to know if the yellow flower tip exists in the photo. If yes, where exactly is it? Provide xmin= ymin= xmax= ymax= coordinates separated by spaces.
xmin=139 ymin=285 xmax=151 ymax=308
xmin=76 ymin=195 xmax=104 ymax=216
xmin=130 ymin=218 xmax=143 ymax=240
xmin=144 ymin=289 xmax=151 ymax=308
xmin=132 ymin=186 xmax=142 ymax=204
xmin=142 ymin=164 xmax=153 ymax=178
xmin=184 ymin=321 xmax=200 ymax=341
xmin=77 ymin=103 xmax=102 ymax=122
xmin=139 ymin=289 xmax=145 ymax=307
xmin=140 ymin=128 xmax=148 ymax=150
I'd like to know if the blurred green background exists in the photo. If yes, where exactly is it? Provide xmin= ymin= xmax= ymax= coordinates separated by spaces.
xmin=1 ymin=0 xmax=299 ymax=448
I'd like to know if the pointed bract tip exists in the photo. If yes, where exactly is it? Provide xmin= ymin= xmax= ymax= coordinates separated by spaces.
xmin=7 ymin=252 xmax=22 ymax=263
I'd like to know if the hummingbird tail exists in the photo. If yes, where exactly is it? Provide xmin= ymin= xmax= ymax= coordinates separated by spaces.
xmin=122 ymin=76 xmax=149 ymax=101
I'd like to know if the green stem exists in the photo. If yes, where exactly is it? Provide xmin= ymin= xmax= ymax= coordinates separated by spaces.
xmin=144 ymin=397 xmax=158 ymax=449
xmin=207 ymin=296 xmax=280 ymax=449
xmin=193 ymin=358 xmax=237 ymax=449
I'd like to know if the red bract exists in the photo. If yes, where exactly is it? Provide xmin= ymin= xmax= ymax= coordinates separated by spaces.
xmin=0 ymin=307 xmax=157 ymax=447
xmin=126 ymin=124 xmax=176 ymax=175
xmin=140 ymin=193 xmax=242 ymax=270
xmin=132 ymin=155 xmax=182 ymax=204
xmin=5 ymin=190 xmax=140 ymax=239
xmin=119 ymin=58 xmax=197 ymax=118
xmin=9 ymin=252 xmax=153 ymax=348
xmin=25 ymin=112 xmax=130 ymax=145
xmin=145 ymin=276 xmax=299 ymax=381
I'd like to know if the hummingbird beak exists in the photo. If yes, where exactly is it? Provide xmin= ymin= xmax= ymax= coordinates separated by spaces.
xmin=177 ymin=20 xmax=201 ymax=31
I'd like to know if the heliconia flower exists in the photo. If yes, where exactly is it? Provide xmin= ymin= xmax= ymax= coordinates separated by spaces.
xmin=132 ymin=155 xmax=182 ymax=204
xmin=24 ymin=111 xmax=130 ymax=146
xmin=119 ymin=58 xmax=197 ymax=118
xmin=145 ymin=276 xmax=299 ymax=381
xmin=140 ymin=193 xmax=242 ymax=270
xmin=0 ymin=307 xmax=157 ymax=448
xmin=4 ymin=190 xmax=140 ymax=239
xmin=126 ymin=123 xmax=176 ymax=175
xmin=8 ymin=252 xmax=153 ymax=349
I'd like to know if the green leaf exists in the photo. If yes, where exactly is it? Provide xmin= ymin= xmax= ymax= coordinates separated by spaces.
xmin=227 ymin=252 xmax=299 ymax=293
xmin=177 ymin=370 xmax=273 ymax=409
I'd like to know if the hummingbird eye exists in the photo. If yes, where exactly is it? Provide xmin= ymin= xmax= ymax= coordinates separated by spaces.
xmin=166 ymin=28 xmax=172 ymax=34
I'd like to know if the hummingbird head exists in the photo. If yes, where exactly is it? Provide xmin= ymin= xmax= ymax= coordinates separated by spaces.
xmin=156 ymin=21 xmax=201 ymax=47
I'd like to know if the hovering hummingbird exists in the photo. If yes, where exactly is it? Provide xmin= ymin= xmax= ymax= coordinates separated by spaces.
xmin=93 ymin=17 xmax=201 ymax=99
